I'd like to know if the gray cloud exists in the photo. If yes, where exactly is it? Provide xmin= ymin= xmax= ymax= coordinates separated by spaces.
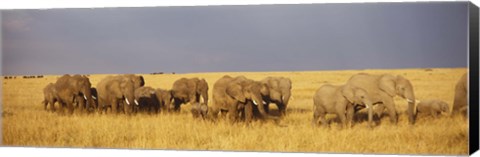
xmin=1 ymin=2 xmax=469 ymax=75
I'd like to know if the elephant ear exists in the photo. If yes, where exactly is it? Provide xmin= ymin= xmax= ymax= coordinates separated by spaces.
xmin=226 ymin=83 xmax=246 ymax=103
xmin=341 ymin=85 xmax=356 ymax=103
xmin=379 ymin=74 xmax=396 ymax=97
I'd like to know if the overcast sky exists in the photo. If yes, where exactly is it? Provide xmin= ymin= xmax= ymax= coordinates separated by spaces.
xmin=1 ymin=2 xmax=469 ymax=75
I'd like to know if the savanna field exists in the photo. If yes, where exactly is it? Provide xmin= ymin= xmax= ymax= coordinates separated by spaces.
xmin=1 ymin=68 xmax=469 ymax=155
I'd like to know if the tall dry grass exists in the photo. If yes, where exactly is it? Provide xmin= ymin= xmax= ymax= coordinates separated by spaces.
xmin=1 ymin=68 xmax=469 ymax=155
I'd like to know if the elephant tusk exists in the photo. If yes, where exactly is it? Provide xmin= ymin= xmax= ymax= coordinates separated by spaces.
xmin=125 ymin=98 xmax=131 ymax=105
xmin=253 ymin=100 xmax=258 ymax=106
xmin=406 ymin=99 xmax=415 ymax=103
xmin=83 ymin=95 xmax=88 ymax=100
xmin=134 ymin=99 xmax=139 ymax=106
xmin=92 ymin=96 xmax=97 ymax=100
xmin=262 ymin=101 xmax=267 ymax=105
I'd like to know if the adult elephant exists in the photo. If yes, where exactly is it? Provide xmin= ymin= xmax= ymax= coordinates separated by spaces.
xmin=211 ymin=75 xmax=276 ymax=123
xmin=134 ymin=86 xmax=160 ymax=114
xmin=345 ymin=73 xmax=416 ymax=125
xmin=96 ymin=74 xmax=139 ymax=114
xmin=54 ymin=74 xmax=95 ymax=114
xmin=171 ymin=77 xmax=208 ymax=112
xmin=42 ymin=83 xmax=58 ymax=112
xmin=312 ymin=84 xmax=374 ymax=128
xmin=261 ymin=77 xmax=292 ymax=116
xmin=452 ymin=73 xmax=467 ymax=117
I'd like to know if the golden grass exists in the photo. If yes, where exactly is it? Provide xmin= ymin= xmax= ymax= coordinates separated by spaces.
xmin=1 ymin=68 xmax=469 ymax=155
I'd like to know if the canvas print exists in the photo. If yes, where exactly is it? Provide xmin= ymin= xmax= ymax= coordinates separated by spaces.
xmin=1 ymin=2 xmax=473 ymax=155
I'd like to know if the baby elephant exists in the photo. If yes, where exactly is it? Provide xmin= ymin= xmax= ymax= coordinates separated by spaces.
xmin=191 ymin=103 xmax=209 ymax=119
xmin=154 ymin=88 xmax=174 ymax=112
xmin=42 ymin=83 xmax=58 ymax=112
xmin=312 ymin=84 xmax=374 ymax=128
xmin=416 ymin=99 xmax=449 ymax=118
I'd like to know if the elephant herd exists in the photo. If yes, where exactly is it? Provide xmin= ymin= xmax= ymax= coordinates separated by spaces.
xmin=42 ymin=72 xmax=468 ymax=128
xmin=312 ymin=73 xmax=469 ymax=128
xmin=41 ymin=74 xmax=292 ymax=123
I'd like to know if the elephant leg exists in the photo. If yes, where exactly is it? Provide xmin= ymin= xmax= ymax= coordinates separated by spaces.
xmin=319 ymin=113 xmax=328 ymax=128
xmin=228 ymin=103 xmax=239 ymax=124
xmin=119 ymin=101 xmax=126 ymax=114
xmin=346 ymin=105 xmax=354 ymax=128
xmin=154 ymin=101 xmax=160 ymax=114
xmin=264 ymin=104 xmax=270 ymax=114
xmin=337 ymin=112 xmax=347 ymax=129
xmin=313 ymin=104 xmax=328 ymax=127
xmin=245 ymin=102 xmax=253 ymax=124
xmin=123 ymin=102 xmax=131 ymax=115
xmin=382 ymin=98 xmax=398 ymax=124
xmin=312 ymin=107 xmax=321 ymax=127
xmin=238 ymin=108 xmax=245 ymax=120
xmin=111 ymin=99 xmax=119 ymax=115
xmin=43 ymin=100 xmax=48 ymax=110
xmin=66 ymin=102 xmax=74 ymax=115
xmin=209 ymin=106 xmax=220 ymax=119
xmin=173 ymin=99 xmax=182 ymax=112
xmin=431 ymin=111 xmax=439 ymax=118
xmin=77 ymin=96 xmax=86 ymax=113
xmin=57 ymin=102 xmax=64 ymax=115
xmin=277 ymin=103 xmax=286 ymax=116
xmin=97 ymin=102 xmax=104 ymax=114
xmin=52 ymin=100 xmax=57 ymax=112
xmin=374 ymin=104 xmax=385 ymax=119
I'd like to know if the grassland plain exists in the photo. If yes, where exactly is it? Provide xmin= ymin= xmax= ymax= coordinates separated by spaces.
xmin=2 ymin=68 xmax=469 ymax=155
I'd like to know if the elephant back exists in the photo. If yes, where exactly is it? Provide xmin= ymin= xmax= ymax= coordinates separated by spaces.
xmin=134 ymin=86 xmax=156 ymax=98
xmin=96 ymin=75 xmax=116 ymax=99
xmin=54 ymin=74 xmax=72 ymax=91
xmin=212 ymin=75 xmax=236 ymax=108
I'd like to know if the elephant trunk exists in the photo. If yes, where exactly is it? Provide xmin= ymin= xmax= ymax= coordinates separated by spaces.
xmin=252 ymin=95 xmax=279 ymax=121
xmin=281 ymin=92 xmax=291 ymax=116
xmin=364 ymin=100 xmax=374 ymax=128
xmin=405 ymin=93 xmax=416 ymax=125
xmin=202 ymin=91 xmax=209 ymax=105
xmin=82 ymin=87 xmax=95 ymax=111
xmin=124 ymin=88 xmax=137 ymax=114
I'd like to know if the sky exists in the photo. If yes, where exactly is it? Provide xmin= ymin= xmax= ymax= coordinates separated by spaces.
xmin=1 ymin=2 xmax=469 ymax=75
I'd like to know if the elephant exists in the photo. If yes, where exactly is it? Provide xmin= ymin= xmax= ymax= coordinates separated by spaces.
xmin=345 ymin=73 xmax=416 ymax=125
xmin=155 ymin=88 xmax=174 ymax=112
xmin=96 ymin=74 xmax=139 ymax=114
xmin=416 ymin=99 xmax=449 ymax=118
xmin=312 ymin=84 xmax=374 ymax=128
xmin=42 ymin=83 xmax=58 ymax=112
xmin=211 ymin=75 xmax=277 ymax=123
xmin=54 ymin=74 xmax=95 ymax=114
xmin=134 ymin=86 xmax=160 ymax=114
xmin=191 ymin=103 xmax=209 ymax=119
xmin=452 ymin=73 xmax=467 ymax=117
xmin=73 ymin=87 xmax=98 ymax=112
xmin=261 ymin=77 xmax=292 ymax=116
xmin=171 ymin=77 xmax=209 ymax=112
